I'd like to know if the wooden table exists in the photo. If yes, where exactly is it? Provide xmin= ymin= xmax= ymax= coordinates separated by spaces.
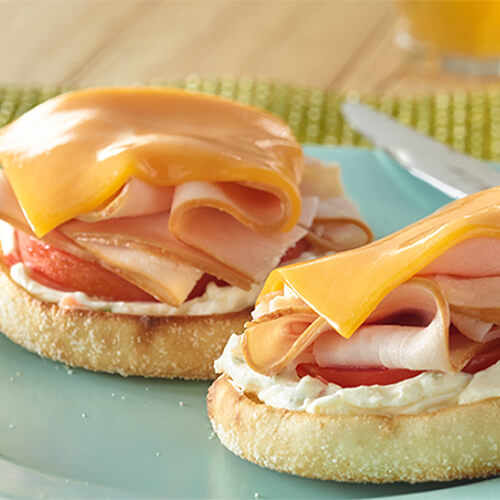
xmin=1 ymin=0 xmax=498 ymax=93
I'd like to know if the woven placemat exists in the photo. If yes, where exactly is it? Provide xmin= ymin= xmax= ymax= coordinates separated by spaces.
xmin=1 ymin=76 xmax=499 ymax=161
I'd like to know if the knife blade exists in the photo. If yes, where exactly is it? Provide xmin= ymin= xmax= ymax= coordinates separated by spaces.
xmin=341 ymin=101 xmax=500 ymax=198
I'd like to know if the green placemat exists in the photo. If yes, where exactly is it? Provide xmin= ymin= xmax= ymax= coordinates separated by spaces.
xmin=1 ymin=76 xmax=499 ymax=160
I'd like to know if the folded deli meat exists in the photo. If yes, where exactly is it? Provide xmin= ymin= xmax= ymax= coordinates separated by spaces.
xmin=208 ymin=186 xmax=500 ymax=482
xmin=244 ymin=187 xmax=500 ymax=379
xmin=0 ymin=88 xmax=372 ymax=308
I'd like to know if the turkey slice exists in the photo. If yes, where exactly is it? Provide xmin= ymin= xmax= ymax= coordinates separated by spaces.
xmin=420 ymin=237 xmax=500 ymax=277
xmin=299 ymin=157 xmax=344 ymax=198
xmin=78 ymin=178 xmax=174 ymax=222
xmin=434 ymin=275 xmax=500 ymax=323
xmin=74 ymin=240 xmax=202 ymax=306
xmin=450 ymin=312 xmax=495 ymax=343
xmin=63 ymin=210 xmax=307 ymax=289
xmin=61 ymin=213 xmax=254 ymax=290
xmin=307 ymin=197 xmax=373 ymax=251
xmin=299 ymin=159 xmax=372 ymax=251
xmin=244 ymin=278 xmax=496 ymax=375
xmin=170 ymin=181 xmax=287 ymax=233
xmin=243 ymin=308 xmax=326 ymax=376
xmin=169 ymin=206 xmax=307 ymax=284
xmin=313 ymin=279 xmax=455 ymax=372
xmin=0 ymin=170 xmax=33 ymax=234
xmin=0 ymin=171 xmax=98 ymax=262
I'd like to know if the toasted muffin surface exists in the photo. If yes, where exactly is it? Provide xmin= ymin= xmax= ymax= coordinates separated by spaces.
xmin=0 ymin=266 xmax=249 ymax=379
xmin=207 ymin=375 xmax=500 ymax=482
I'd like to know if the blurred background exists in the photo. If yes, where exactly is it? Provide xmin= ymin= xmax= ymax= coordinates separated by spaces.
xmin=3 ymin=0 xmax=500 ymax=92
xmin=2 ymin=0 xmax=500 ymax=159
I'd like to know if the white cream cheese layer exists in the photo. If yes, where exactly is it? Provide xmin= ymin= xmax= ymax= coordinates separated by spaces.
xmin=9 ymin=262 xmax=261 ymax=316
xmin=215 ymin=334 xmax=500 ymax=416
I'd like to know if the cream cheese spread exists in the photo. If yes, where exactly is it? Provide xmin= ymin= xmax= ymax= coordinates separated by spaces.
xmin=215 ymin=334 xmax=500 ymax=416
xmin=9 ymin=262 xmax=261 ymax=316
xmin=0 ymin=221 xmax=16 ymax=255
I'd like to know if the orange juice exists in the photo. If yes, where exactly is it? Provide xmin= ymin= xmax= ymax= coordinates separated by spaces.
xmin=397 ymin=0 xmax=500 ymax=57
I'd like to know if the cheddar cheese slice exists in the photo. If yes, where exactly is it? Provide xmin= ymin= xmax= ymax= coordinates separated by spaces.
xmin=260 ymin=187 xmax=500 ymax=338
xmin=0 ymin=87 xmax=303 ymax=237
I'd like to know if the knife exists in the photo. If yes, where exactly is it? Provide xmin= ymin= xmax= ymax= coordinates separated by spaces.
xmin=341 ymin=101 xmax=500 ymax=198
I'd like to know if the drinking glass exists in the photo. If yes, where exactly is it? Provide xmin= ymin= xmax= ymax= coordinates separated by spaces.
xmin=396 ymin=0 xmax=500 ymax=75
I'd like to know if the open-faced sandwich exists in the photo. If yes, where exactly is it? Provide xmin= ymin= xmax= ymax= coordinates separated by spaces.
xmin=0 ymin=87 xmax=371 ymax=379
xmin=209 ymin=186 xmax=500 ymax=481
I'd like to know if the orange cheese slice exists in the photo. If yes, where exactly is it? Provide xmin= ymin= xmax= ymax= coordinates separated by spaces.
xmin=0 ymin=87 xmax=303 ymax=237
xmin=259 ymin=187 xmax=500 ymax=338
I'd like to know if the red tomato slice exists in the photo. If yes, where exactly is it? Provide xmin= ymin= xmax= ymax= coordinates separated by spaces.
xmin=16 ymin=232 xmax=157 ymax=302
xmin=185 ymin=238 xmax=312 ymax=301
xmin=3 ymin=250 xmax=21 ymax=267
xmin=279 ymin=238 xmax=311 ymax=264
xmin=296 ymin=363 xmax=422 ymax=388
xmin=11 ymin=234 xmax=323 ymax=304
xmin=298 ymin=345 xmax=500 ymax=387
xmin=463 ymin=344 xmax=500 ymax=374
xmin=187 ymin=273 xmax=228 ymax=300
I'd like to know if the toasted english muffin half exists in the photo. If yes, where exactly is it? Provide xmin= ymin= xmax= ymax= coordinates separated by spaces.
xmin=207 ymin=375 xmax=500 ymax=483
xmin=0 ymin=263 xmax=249 ymax=379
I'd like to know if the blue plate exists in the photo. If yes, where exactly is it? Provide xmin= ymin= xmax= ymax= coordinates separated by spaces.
xmin=0 ymin=146 xmax=498 ymax=499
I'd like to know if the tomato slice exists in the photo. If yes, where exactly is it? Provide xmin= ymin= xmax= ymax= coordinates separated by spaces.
xmin=463 ymin=344 xmax=500 ymax=374
xmin=298 ymin=345 xmax=500 ymax=387
xmin=3 ymin=250 xmax=21 ymax=267
xmin=16 ymin=232 xmax=157 ymax=302
xmin=184 ymin=238 xmax=312 ymax=301
xmin=296 ymin=363 xmax=422 ymax=388
xmin=14 ymin=230 xmax=302 ymax=304
xmin=279 ymin=238 xmax=311 ymax=264
xmin=187 ymin=273 xmax=228 ymax=300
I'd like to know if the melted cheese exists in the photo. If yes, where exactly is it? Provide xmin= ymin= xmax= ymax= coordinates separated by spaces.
xmin=260 ymin=187 xmax=500 ymax=338
xmin=0 ymin=87 xmax=303 ymax=236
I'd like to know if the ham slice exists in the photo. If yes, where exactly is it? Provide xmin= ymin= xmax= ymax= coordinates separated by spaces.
xmin=313 ymin=279 xmax=455 ymax=372
xmin=299 ymin=159 xmax=372 ymax=251
xmin=420 ymin=237 xmax=500 ymax=278
xmin=62 ymin=207 xmax=307 ymax=290
xmin=170 ymin=181 xmax=286 ymax=233
xmin=244 ymin=278 xmax=497 ymax=375
xmin=167 ymin=206 xmax=307 ymax=284
xmin=307 ymin=197 xmax=372 ymax=251
xmin=166 ymin=180 xmax=309 ymax=283
xmin=450 ymin=312 xmax=500 ymax=344
xmin=243 ymin=310 xmax=326 ymax=375
xmin=74 ymin=240 xmax=202 ymax=306
xmin=251 ymin=286 xmax=309 ymax=319
xmin=299 ymin=157 xmax=344 ymax=198
xmin=246 ymin=233 xmax=500 ymax=376
xmin=297 ymin=196 xmax=319 ymax=229
xmin=61 ymin=213 xmax=254 ymax=290
xmin=0 ymin=153 xmax=370 ymax=304
xmin=78 ymin=179 xmax=174 ymax=222
xmin=434 ymin=275 xmax=500 ymax=323
xmin=0 ymin=171 xmax=32 ymax=234
xmin=0 ymin=171 xmax=96 ymax=262
xmin=66 ymin=177 xmax=315 ymax=291
xmin=42 ymin=230 xmax=98 ymax=263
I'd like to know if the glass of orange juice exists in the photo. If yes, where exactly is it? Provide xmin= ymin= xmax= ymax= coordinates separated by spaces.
xmin=396 ymin=0 xmax=500 ymax=75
